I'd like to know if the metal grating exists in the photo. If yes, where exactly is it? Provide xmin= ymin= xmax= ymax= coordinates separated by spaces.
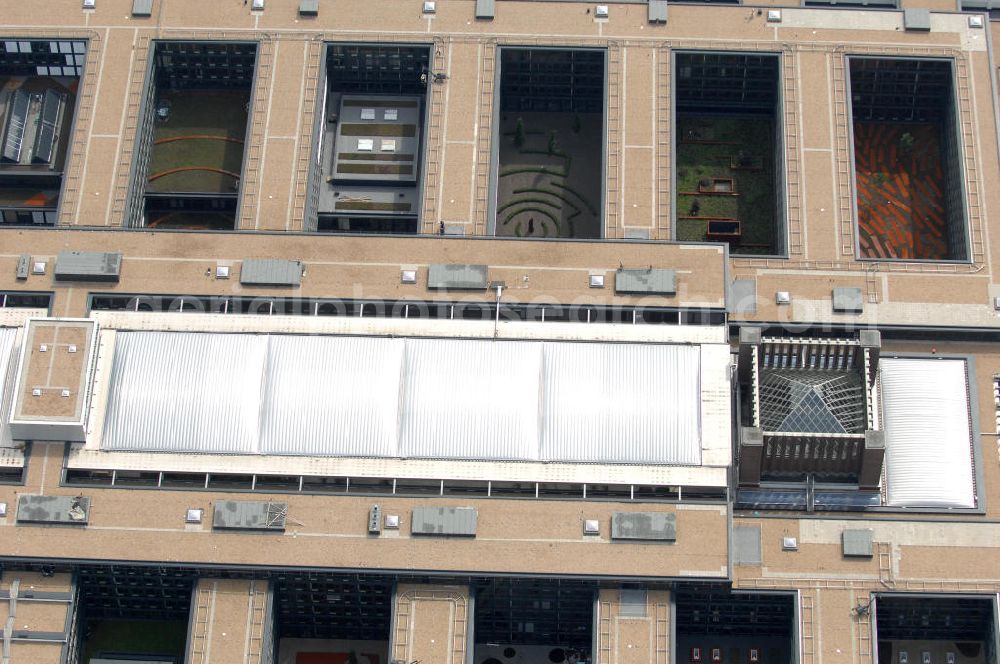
xmin=54 ymin=251 xmax=122 ymax=282
xmin=426 ymin=264 xmax=488 ymax=290
xmin=240 ymin=259 xmax=303 ymax=287
xmin=274 ymin=572 xmax=393 ymax=640
xmin=876 ymin=595 xmax=995 ymax=641
xmin=16 ymin=495 xmax=90 ymax=525
xmin=473 ymin=577 xmax=595 ymax=649
xmin=732 ymin=526 xmax=762 ymax=565
xmin=759 ymin=370 xmax=866 ymax=434
xmin=615 ymin=269 xmax=677 ymax=295
xmin=410 ymin=506 xmax=477 ymax=536
xmin=841 ymin=528 xmax=873 ymax=557
xmin=675 ymin=586 xmax=795 ymax=638
xmin=76 ymin=565 xmax=195 ymax=620
xmin=610 ymin=512 xmax=676 ymax=541
xmin=212 ymin=500 xmax=287 ymax=531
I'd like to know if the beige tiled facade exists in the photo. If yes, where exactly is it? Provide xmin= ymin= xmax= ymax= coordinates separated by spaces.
xmin=2 ymin=0 xmax=1000 ymax=662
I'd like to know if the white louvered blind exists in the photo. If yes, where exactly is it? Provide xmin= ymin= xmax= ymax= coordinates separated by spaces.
xmin=881 ymin=358 xmax=975 ymax=508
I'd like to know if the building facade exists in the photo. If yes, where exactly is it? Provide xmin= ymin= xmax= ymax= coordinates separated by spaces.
xmin=1 ymin=0 xmax=1000 ymax=662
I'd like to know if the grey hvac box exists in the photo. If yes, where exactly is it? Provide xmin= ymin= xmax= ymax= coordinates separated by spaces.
xmin=611 ymin=512 xmax=676 ymax=542
xmin=475 ymin=0 xmax=495 ymax=19
xmin=299 ymin=0 xmax=319 ymax=14
xmin=648 ymin=0 xmax=667 ymax=22
xmin=733 ymin=526 xmax=762 ymax=565
xmin=427 ymin=264 xmax=489 ymax=290
xmin=213 ymin=500 xmax=287 ymax=531
xmin=903 ymin=8 xmax=931 ymax=30
xmin=54 ymin=252 xmax=122 ymax=282
xmin=615 ymin=269 xmax=676 ymax=296
xmin=17 ymin=495 xmax=90 ymax=525
xmin=411 ymin=507 xmax=478 ymax=536
xmin=729 ymin=279 xmax=757 ymax=315
xmin=240 ymin=259 xmax=303 ymax=287
xmin=832 ymin=287 xmax=864 ymax=313
xmin=619 ymin=588 xmax=647 ymax=617
xmin=132 ymin=0 xmax=153 ymax=15
xmin=16 ymin=255 xmax=29 ymax=280
xmin=842 ymin=528 xmax=874 ymax=557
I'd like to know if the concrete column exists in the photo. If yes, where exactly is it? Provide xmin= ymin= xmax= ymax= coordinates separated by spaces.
xmin=1 ymin=570 xmax=75 ymax=664
xmin=186 ymin=578 xmax=271 ymax=664
xmin=390 ymin=582 xmax=471 ymax=664
xmin=594 ymin=587 xmax=671 ymax=664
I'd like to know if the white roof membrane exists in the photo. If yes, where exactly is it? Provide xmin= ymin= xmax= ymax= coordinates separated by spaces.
xmin=541 ymin=342 xmax=701 ymax=464
xmin=880 ymin=358 xmax=975 ymax=508
xmin=99 ymin=331 xmax=705 ymax=466
xmin=102 ymin=332 xmax=266 ymax=454
xmin=0 ymin=328 xmax=18 ymax=449
xmin=260 ymin=335 xmax=403 ymax=457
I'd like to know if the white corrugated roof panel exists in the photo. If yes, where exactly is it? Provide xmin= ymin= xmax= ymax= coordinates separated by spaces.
xmin=541 ymin=342 xmax=701 ymax=464
xmin=102 ymin=332 xmax=266 ymax=454
xmin=881 ymin=358 xmax=975 ymax=508
xmin=260 ymin=336 xmax=403 ymax=457
xmin=97 ymin=331 xmax=708 ymax=466
xmin=400 ymin=338 xmax=541 ymax=461
xmin=0 ymin=327 xmax=18 ymax=448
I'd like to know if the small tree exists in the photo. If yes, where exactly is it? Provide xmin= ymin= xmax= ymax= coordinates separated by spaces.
xmin=547 ymin=129 xmax=558 ymax=155
xmin=513 ymin=117 xmax=526 ymax=148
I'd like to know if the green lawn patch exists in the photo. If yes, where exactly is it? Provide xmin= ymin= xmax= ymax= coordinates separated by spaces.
xmin=81 ymin=619 xmax=188 ymax=663
xmin=676 ymin=114 xmax=777 ymax=253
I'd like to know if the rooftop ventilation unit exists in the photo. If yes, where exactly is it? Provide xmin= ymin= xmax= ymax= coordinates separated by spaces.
xmin=213 ymin=500 xmax=287 ymax=531
xmin=54 ymin=251 xmax=122 ymax=282
xmin=411 ymin=506 xmax=477 ymax=536
xmin=615 ymin=268 xmax=676 ymax=295
xmin=17 ymin=495 xmax=90 ymax=525
xmin=737 ymin=327 xmax=883 ymax=488
xmin=427 ymin=264 xmax=489 ymax=290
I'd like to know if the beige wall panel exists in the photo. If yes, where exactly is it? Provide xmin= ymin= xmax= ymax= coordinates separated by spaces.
xmin=900 ymin=546 xmax=1000 ymax=581
xmin=443 ymin=42 xmax=482 ymax=145
xmin=430 ymin=2 xmax=601 ymax=37
xmin=265 ymin=41 xmax=309 ymax=139
xmin=887 ymin=275 xmax=988 ymax=305
xmin=9 ymin=642 xmax=64 ymax=664
xmin=817 ymin=589 xmax=866 ymax=664
xmin=901 ymin=0 xmax=960 ymax=9
xmin=392 ymin=584 xmax=469 ymax=664
xmin=160 ymin=0 xmax=259 ymax=29
xmin=91 ymin=29 xmax=137 ymax=137
xmin=623 ymin=47 xmax=654 ymax=147
xmin=0 ymin=229 xmax=727 ymax=309
xmin=74 ymin=136 xmax=121 ymax=226
xmin=621 ymin=148 xmax=655 ymax=230
xmin=440 ymin=142 xmax=476 ymax=222
xmin=801 ymin=150 xmax=839 ymax=262
xmin=800 ymin=52 xmax=833 ymax=151
xmin=3 ymin=0 xmax=93 ymax=26
xmin=188 ymin=579 xmax=268 ymax=664
xmin=256 ymin=139 xmax=298 ymax=231
xmin=607 ymin=5 xmax=770 ymax=40
xmin=0 ymin=454 xmax=727 ymax=576
xmin=1 ymin=572 xmax=74 ymax=594
xmin=777 ymin=27 xmax=961 ymax=46
xmin=13 ymin=601 xmax=70 ymax=633
xmin=596 ymin=588 xmax=671 ymax=664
